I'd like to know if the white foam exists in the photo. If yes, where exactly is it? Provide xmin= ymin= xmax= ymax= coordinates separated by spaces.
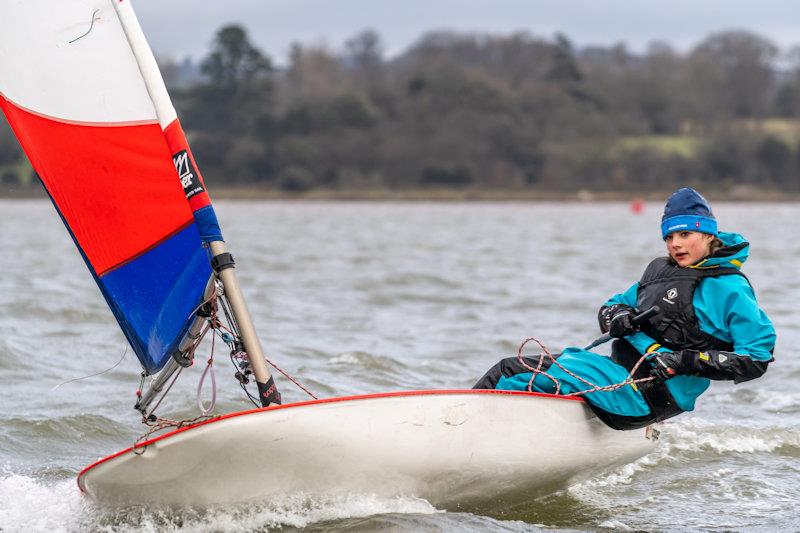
xmin=598 ymin=519 xmax=634 ymax=530
xmin=666 ymin=418 xmax=800 ymax=454
xmin=199 ymin=493 xmax=438 ymax=531
xmin=328 ymin=353 xmax=361 ymax=365
xmin=568 ymin=444 xmax=664 ymax=494
xmin=749 ymin=390 xmax=800 ymax=413
xmin=568 ymin=414 xmax=800 ymax=501
xmin=0 ymin=474 xmax=89 ymax=532
xmin=573 ymin=461 xmax=642 ymax=490
xmin=0 ymin=473 xmax=439 ymax=532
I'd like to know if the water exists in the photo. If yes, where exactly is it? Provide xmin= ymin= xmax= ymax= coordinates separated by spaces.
xmin=0 ymin=199 xmax=798 ymax=532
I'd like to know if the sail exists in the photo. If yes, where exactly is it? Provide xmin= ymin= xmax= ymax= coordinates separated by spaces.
xmin=0 ymin=0 xmax=221 ymax=374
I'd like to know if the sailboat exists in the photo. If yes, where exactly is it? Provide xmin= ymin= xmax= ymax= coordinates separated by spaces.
xmin=0 ymin=0 xmax=656 ymax=508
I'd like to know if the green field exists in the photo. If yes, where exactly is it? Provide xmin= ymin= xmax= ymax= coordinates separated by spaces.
xmin=612 ymin=135 xmax=703 ymax=158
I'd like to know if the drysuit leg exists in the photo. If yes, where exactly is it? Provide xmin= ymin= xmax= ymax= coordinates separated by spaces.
xmin=473 ymin=347 xmax=661 ymax=431
xmin=472 ymin=355 xmax=558 ymax=390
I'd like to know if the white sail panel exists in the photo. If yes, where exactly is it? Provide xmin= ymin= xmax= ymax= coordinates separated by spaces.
xmin=0 ymin=0 xmax=157 ymax=124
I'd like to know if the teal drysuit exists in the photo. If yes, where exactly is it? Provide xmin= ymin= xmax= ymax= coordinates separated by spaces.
xmin=496 ymin=232 xmax=775 ymax=419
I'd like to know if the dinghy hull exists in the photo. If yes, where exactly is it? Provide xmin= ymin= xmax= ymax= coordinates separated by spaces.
xmin=78 ymin=390 xmax=657 ymax=508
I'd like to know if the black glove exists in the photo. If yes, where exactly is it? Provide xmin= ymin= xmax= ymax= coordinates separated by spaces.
xmin=650 ymin=349 xmax=772 ymax=383
xmin=598 ymin=304 xmax=638 ymax=338
xmin=649 ymin=351 xmax=690 ymax=381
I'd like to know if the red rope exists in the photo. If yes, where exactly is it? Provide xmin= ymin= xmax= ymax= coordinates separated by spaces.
xmin=264 ymin=357 xmax=318 ymax=400
xmin=134 ymin=413 xmax=219 ymax=453
xmin=516 ymin=337 xmax=564 ymax=394
xmin=203 ymin=282 xmax=319 ymax=400
xmin=516 ymin=337 xmax=654 ymax=397
xmin=229 ymin=350 xmax=318 ymax=400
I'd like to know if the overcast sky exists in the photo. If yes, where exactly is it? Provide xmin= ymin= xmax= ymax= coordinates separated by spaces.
xmin=132 ymin=0 xmax=800 ymax=63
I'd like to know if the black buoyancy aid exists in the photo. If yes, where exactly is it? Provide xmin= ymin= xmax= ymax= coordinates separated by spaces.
xmin=635 ymin=257 xmax=747 ymax=352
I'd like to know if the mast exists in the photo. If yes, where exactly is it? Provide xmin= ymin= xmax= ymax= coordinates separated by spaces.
xmin=208 ymin=241 xmax=280 ymax=404
xmin=113 ymin=1 xmax=279 ymax=407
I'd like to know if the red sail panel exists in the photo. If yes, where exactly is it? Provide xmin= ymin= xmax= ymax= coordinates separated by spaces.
xmin=1 ymin=96 xmax=192 ymax=276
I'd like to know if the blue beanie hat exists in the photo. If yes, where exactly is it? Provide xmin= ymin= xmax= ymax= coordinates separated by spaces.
xmin=661 ymin=187 xmax=718 ymax=239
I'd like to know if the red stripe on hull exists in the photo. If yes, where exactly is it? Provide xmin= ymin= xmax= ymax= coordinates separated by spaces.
xmin=1 ymin=95 xmax=192 ymax=275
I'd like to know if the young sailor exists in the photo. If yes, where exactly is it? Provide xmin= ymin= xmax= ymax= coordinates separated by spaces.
xmin=473 ymin=187 xmax=776 ymax=429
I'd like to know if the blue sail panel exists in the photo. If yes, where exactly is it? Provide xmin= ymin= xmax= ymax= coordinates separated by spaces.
xmin=100 ymin=223 xmax=212 ymax=374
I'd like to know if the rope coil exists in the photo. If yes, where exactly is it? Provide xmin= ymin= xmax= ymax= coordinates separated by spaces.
xmin=197 ymin=357 xmax=217 ymax=415
xmin=133 ymin=413 xmax=219 ymax=454
xmin=516 ymin=337 xmax=654 ymax=397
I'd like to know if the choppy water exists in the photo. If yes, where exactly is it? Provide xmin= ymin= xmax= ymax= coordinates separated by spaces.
xmin=0 ymin=199 xmax=798 ymax=532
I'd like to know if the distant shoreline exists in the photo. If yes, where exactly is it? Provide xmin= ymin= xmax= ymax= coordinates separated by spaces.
xmin=3 ymin=185 xmax=799 ymax=202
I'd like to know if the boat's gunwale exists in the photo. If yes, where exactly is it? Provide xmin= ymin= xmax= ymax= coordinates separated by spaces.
xmin=76 ymin=388 xmax=584 ymax=492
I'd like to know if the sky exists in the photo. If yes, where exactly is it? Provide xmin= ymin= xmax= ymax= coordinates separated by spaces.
xmin=133 ymin=0 xmax=800 ymax=64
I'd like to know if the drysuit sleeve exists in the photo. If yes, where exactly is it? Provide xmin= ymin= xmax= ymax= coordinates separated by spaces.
xmin=685 ymin=275 xmax=776 ymax=383
xmin=603 ymin=282 xmax=639 ymax=309
xmin=653 ymin=348 xmax=770 ymax=384
xmin=695 ymin=276 xmax=775 ymax=361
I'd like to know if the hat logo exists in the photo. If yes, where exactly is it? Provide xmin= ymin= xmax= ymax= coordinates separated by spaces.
xmin=695 ymin=221 xmax=700 ymax=228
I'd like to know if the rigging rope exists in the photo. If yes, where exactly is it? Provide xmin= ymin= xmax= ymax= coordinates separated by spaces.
xmin=195 ymin=309 xmax=220 ymax=416
xmin=196 ymin=357 xmax=217 ymax=416
xmin=52 ymin=344 xmax=128 ymax=390
xmin=137 ymin=275 xmax=317 ymax=442
xmin=133 ymin=413 xmax=219 ymax=454
xmin=264 ymin=357 xmax=318 ymax=400
xmin=201 ymin=280 xmax=318 ymax=401
xmin=515 ymin=337 xmax=654 ymax=397
xmin=147 ymin=366 xmax=183 ymax=415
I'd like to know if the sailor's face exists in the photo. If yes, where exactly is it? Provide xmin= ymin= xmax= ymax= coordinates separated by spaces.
xmin=665 ymin=231 xmax=713 ymax=267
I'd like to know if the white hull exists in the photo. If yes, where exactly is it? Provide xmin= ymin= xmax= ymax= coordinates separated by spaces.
xmin=78 ymin=390 xmax=657 ymax=509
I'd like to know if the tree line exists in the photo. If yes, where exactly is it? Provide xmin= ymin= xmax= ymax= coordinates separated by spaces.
xmin=3 ymin=26 xmax=800 ymax=193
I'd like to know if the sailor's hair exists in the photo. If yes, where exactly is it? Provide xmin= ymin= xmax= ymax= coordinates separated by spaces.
xmin=709 ymin=237 xmax=724 ymax=256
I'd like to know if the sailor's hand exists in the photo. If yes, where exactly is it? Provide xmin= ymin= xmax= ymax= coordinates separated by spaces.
xmin=602 ymin=304 xmax=638 ymax=338
xmin=649 ymin=351 xmax=692 ymax=381
xmin=598 ymin=304 xmax=637 ymax=336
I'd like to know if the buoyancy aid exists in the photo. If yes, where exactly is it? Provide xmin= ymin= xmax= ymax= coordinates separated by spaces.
xmin=635 ymin=257 xmax=747 ymax=352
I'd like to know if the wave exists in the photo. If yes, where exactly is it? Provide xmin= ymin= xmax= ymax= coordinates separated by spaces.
xmin=567 ymin=415 xmax=800 ymax=499
xmin=323 ymin=351 xmax=435 ymax=393
xmin=664 ymin=417 xmax=800 ymax=456
xmin=0 ymin=337 xmax=22 ymax=370
xmin=1 ymin=414 xmax=127 ymax=441
xmin=0 ymin=474 xmax=88 ymax=531
xmin=327 ymin=351 xmax=407 ymax=372
xmin=361 ymin=272 xmax=462 ymax=291
xmin=0 ymin=473 xmax=440 ymax=532
xmin=597 ymin=519 xmax=635 ymax=530
xmin=0 ymin=415 xmax=132 ymax=462
xmin=726 ymin=387 xmax=800 ymax=414
xmin=567 ymin=447 xmax=662 ymax=495
xmin=364 ymin=291 xmax=487 ymax=307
